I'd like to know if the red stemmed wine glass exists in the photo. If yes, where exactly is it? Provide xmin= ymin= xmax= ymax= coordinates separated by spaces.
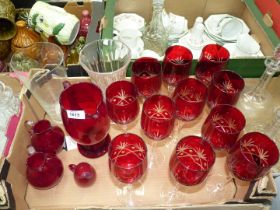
xmin=227 ymin=132 xmax=279 ymax=181
xmin=59 ymin=82 xmax=110 ymax=158
xmin=106 ymin=80 xmax=139 ymax=131
xmin=141 ymin=94 xmax=175 ymax=168
xmin=162 ymin=45 xmax=193 ymax=93
xmin=173 ymin=78 xmax=207 ymax=122
xmin=141 ymin=95 xmax=175 ymax=140
xmin=207 ymin=70 xmax=245 ymax=108
xmin=131 ymin=57 xmax=162 ymax=98
xmin=170 ymin=136 xmax=215 ymax=186
xmin=169 ymin=78 xmax=207 ymax=147
xmin=201 ymin=104 xmax=246 ymax=151
xmin=26 ymin=152 xmax=63 ymax=190
xmin=109 ymin=133 xmax=147 ymax=206
xmin=161 ymin=136 xmax=215 ymax=204
xmin=195 ymin=44 xmax=230 ymax=86
xmin=25 ymin=119 xmax=65 ymax=154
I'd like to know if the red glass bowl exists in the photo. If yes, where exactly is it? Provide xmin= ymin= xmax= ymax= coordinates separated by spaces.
xmin=162 ymin=45 xmax=193 ymax=87
xmin=170 ymin=136 xmax=215 ymax=186
xmin=141 ymin=95 xmax=175 ymax=140
xmin=172 ymin=78 xmax=207 ymax=121
xmin=227 ymin=132 xmax=279 ymax=181
xmin=131 ymin=57 xmax=162 ymax=98
xmin=106 ymin=80 xmax=139 ymax=124
xmin=60 ymin=82 xmax=110 ymax=158
xmin=207 ymin=70 xmax=245 ymax=108
xmin=26 ymin=152 xmax=63 ymax=190
xmin=201 ymin=104 xmax=246 ymax=150
xmin=108 ymin=133 xmax=147 ymax=184
xmin=195 ymin=44 xmax=230 ymax=86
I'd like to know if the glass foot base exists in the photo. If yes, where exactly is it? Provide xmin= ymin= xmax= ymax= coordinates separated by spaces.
xmin=78 ymin=134 xmax=111 ymax=158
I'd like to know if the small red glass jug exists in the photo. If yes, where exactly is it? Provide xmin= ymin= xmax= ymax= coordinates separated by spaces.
xmin=25 ymin=119 xmax=65 ymax=154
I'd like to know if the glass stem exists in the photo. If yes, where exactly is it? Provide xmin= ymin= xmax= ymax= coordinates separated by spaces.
xmin=250 ymin=65 xmax=274 ymax=97
xmin=265 ymin=108 xmax=280 ymax=140
xmin=124 ymin=184 xmax=134 ymax=206
xmin=245 ymin=58 xmax=279 ymax=104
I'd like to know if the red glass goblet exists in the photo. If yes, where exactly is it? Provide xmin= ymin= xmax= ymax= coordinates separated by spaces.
xmin=173 ymin=78 xmax=207 ymax=121
xmin=162 ymin=45 xmax=193 ymax=92
xmin=26 ymin=152 xmax=63 ymax=190
xmin=131 ymin=57 xmax=162 ymax=98
xmin=207 ymin=70 xmax=245 ymax=108
xmin=25 ymin=119 xmax=65 ymax=154
xmin=141 ymin=95 xmax=175 ymax=140
xmin=202 ymin=104 xmax=246 ymax=150
xmin=141 ymin=94 xmax=175 ymax=168
xmin=195 ymin=44 xmax=230 ymax=86
xmin=59 ymin=82 xmax=110 ymax=158
xmin=109 ymin=133 xmax=147 ymax=206
xmin=109 ymin=133 xmax=147 ymax=184
xmin=170 ymin=135 xmax=215 ymax=186
xmin=227 ymin=132 xmax=279 ymax=181
xmin=106 ymin=80 xmax=139 ymax=130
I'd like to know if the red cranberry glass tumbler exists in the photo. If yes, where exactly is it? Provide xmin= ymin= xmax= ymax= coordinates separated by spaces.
xmin=195 ymin=44 xmax=230 ymax=86
xmin=207 ymin=70 xmax=245 ymax=108
xmin=131 ymin=57 xmax=162 ymax=98
xmin=170 ymin=136 xmax=215 ymax=186
xmin=106 ymin=80 xmax=139 ymax=125
xmin=141 ymin=95 xmax=175 ymax=140
xmin=162 ymin=45 xmax=193 ymax=90
xmin=227 ymin=132 xmax=279 ymax=181
xmin=26 ymin=152 xmax=63 ymax=190
xmin=109 ymin=133 xmax=147 ymax=184
xmin=26 ymin=119 xmax=64 ymax=154
xmin=59 ymin=82 xmax=110 ymax=158
xmin=201 ymin=104 xmax=246 ymax=150
xmin=173 ymin=78 xmax=207 ymax=121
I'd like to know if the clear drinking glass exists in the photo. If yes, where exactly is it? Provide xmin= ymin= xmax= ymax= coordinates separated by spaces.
xmin=79 ymin=39 xmax=131 ymax=93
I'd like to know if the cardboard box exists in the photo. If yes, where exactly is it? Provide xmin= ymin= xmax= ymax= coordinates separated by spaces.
xmin=254 ymin=0 xmax=280 ymax=39
xmin=101 ymin=0 xmax=277 ymax=78
xmin=0 ymin=73 xmax=279 ymax=209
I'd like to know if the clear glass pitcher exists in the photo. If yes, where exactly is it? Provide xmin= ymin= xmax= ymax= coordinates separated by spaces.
xmin=10 ymin=42 xmax=67 ymax=124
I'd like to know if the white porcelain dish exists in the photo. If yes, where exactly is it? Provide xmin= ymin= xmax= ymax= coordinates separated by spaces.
xmin=113 ymin=13 xmax=145 ymax=32
xmin=204 ymin=14 xmax=250 ymax=43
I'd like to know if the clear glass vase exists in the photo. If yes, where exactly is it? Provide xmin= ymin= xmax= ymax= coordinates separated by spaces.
xmin=142 ymin=0 xmax=168 ymax=56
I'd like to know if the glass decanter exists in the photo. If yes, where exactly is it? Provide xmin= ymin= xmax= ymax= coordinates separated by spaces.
xmin=237 ymin=57 xmax=280 ymax=129
xmin=142 ymin=0 xmax=168 ymax=56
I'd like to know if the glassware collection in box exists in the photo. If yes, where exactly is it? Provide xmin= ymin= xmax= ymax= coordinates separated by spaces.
xmin=112 ymin=0 xmax=264 ymax=60
xmin=22 ymin=35 xmax=280 ymax=207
